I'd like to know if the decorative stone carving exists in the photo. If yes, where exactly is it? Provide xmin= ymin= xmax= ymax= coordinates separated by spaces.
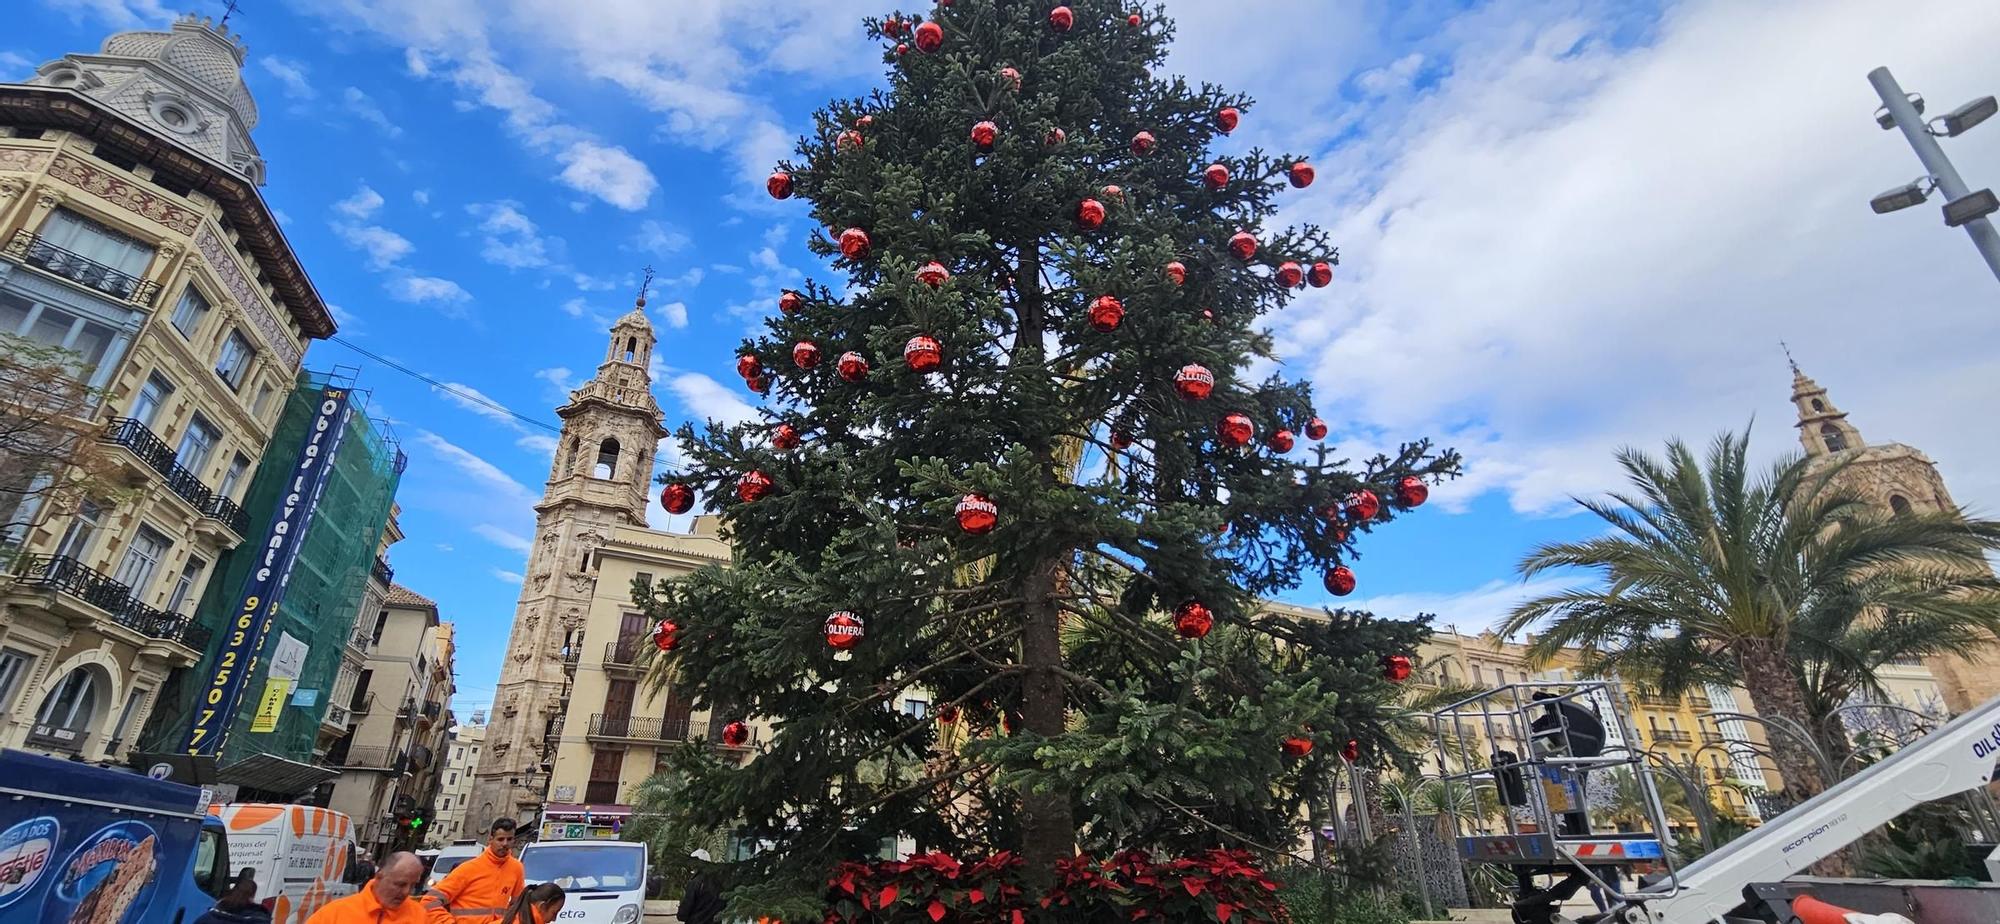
xmin=45 ymin=153 xmax=198 ymax=234
xmin=0 ymin=177 xmax=24 ymax=200
xmin=193 ymin=224 xmax=299 ymax=368
xmin=0 ymin=147 xmax=51 ymax=173
xmin=35 ymin=190 xmax=66 ymax=211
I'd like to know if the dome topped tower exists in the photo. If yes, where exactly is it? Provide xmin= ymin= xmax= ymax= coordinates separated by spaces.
xmin=23 ymin=13 xmax=266 ymax=183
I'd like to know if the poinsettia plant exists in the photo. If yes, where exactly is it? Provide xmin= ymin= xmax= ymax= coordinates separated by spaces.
xmin=821 ymin=849 xmax=1288 ymax=923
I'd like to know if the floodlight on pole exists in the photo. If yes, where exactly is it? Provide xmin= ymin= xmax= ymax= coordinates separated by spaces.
xmin=1870 ymin=178 xmax=1933 ymax=214
xmin=1867 ymin=66 xmax=2000 ymax=284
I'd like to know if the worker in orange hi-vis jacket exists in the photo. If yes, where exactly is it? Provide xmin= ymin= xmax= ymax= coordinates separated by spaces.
xmin=422 ymin=819 xmax=526 ymax=924
xmin=307 ymin=853 xmax=427 ymax=924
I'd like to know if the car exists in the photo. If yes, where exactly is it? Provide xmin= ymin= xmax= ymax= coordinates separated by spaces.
xmin=518 ymin=839 xmax=647 ymax=924
xmin=426 ymin=839 xmax=482 ymax=892
xmin=210 ymin=803 xmax=364 ymax=921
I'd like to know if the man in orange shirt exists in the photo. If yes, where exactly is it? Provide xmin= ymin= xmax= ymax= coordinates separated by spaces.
xmin=306 ymin=852 xmax=426 ymax=923
xmin=422 ymin=819 xmax=525 ymax=923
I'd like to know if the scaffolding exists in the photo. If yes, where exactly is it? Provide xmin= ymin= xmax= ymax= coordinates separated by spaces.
xmin=138 ymin=368 xmax=404 ymax=780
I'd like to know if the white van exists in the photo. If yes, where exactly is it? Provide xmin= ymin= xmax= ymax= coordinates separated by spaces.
xmin=518 ymin=839 xmax=648 ymax=924
xmin=427 ymin=839 xmax=483 ymax=891
xmin=210 ymin=803 xmax=363 ymax=923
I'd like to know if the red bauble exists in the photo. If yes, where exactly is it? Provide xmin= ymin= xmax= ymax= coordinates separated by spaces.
xmin=766 ymin=171 xmax=793 ymax=200
xmin=883 ymin=17 xmax=906 ymax=37
xmin=1383 ymin=654 xmax=1414 ymax=683
xmin=904 ymin=335 xmax=942 ymax=372
xmin=839 ymin=227 xmax=871 ymax=259
xmin=896 ymin=43 xmax=908 ymax=55
xmin=1164 ymin=261 xmax=1187 ymax=285
xmin=970 ymin=121 xmax=998 ymax=151
xmin=1289 ymin=161 xmax=1315 ymax=188
xmin=792 ymin=341 xmax=822 ymax=369
xmin=1282 ymin=736 xmax=1314 ymax=758
xmin=1218 ymin=413 xmax=1254 ymax=448
xmin=913 ymin=20 xmax=944 ymax=52
xmin=1276 ymin=261 xmax=1304 ymax=288
xmin=1173 ymin=601 xmax=1214 ymax=639
xmin=824 ymin=611 xmax=866 ymax=650
xmin=1101 ymin=184 xmax=1123 ymax=201
xmin=1174 ymin=363 xmax=1215 ymax=400
xmin=917 ymin=261 xmax=950 ymax=287
xmin=1308 ymin=261 xmax=1334 ymax=288
xmin=1076 ymin=198 xmax=1106 ymax=229
xmin=1131 ymin=131 xmax=1156 ymax=155
xmin=1088 ymin=295 xmax=1124 ymax=332
xmin=1398 ymin=475 xmax=1430 ymax=508
xmin=1127 ymin=11 xmax=1141 ymax=26
xmin=1268 ymin=429 xmax=1295 ymax=453
xmin=660 ymin=482 xmax=695 ymax=515
xmin=1111 ymin=429 xmax=1134 ymax=450
xmin=1215 ymin=106 xmax=1240 ymax=133
xmin=1345 ymin=489 xmax=1381 ymax=522
xmin=1049 ymin=5 xmax=1074 ymax=31
xmin=735 ymin=353 xmax=761 ymax=380
xmin=652 ymin=619 xmax=680 ymax=652
xmin=837 ymin=129 xmax=864 ymax=151
xmin=1325 ymin=565 xmax=1356 ymax=596
xmin=1201 ymin=308 xmax=1214 ymax=323
xmin=772 ymin=423 xmax=800 ymax=450
xmin=1228 ymin=231 xmax=1257 ymax=261
xmin=1343 ymin=739 xmax=1361 ymax=762
xmin=721 ymin=721 xmax=750 ymax=747
xmin=999 ymin=67 xmax=1022 ymax=91
xmin=779 ymin=290 xmax=803 ymax=314
xmin=837 ymin=351 xmax=869 ymax=382
xmin=737 ymin=470 xmax=774 ymax=503
xmin=750 ymin=373 xmax=773 ymax=395
xmin=956 ymin=493 xmax=998 ymax=534
xmin=937 ymin=704 xmax=960 ymax=724
xmin=1044 ymin=127 xmax=1067 ymax=147
xmin=1305 ymin=416 xmax=1329 ymax=440
xmin=1203 ymin=163 xmax=1229 ymax=190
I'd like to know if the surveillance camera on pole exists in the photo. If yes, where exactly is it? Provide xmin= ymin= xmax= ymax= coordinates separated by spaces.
xmin=1868 ymin=67 xmax=2000 ymax=285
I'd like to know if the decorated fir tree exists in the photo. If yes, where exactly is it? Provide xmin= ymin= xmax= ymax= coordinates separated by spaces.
xmin=640 ymin=1 xmax=1459 ymax=917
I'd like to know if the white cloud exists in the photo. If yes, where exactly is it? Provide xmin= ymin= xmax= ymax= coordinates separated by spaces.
xmin=656 ymin=301 xmax=689 ymax=329
xmin=473 ymin=523 xmax=534 ymax=553
xmin=0 ymin=51 xmax=32 ymax=73
xmin=44 ymin=0 xmax=167 ymax=28
xmin=516 ymin=434 xmax=559 ymax=454
xmin=433 ymin=381 xmax=520 ymax=428
xmin=633 ymin=220 xmax=689 ymax=257
xmin=258 ymin=55 xmax=315 ymax=100
xmin=327 ymin=302 xmax=362 ymax=333
xmin=333 ymin=185 xmax=385 ymax=220
xmin=535 ymin=366 xmax=580 ymax=393
xmin=412 ymin=189 xmax=432 ymax=206
xmin=555 ymin=141 xmax=657 ymax=211
xmin=387 ymin=275 xmax=472 ymax=305
xmin=666 ymin=372 xmax=760 ymax=427
xmin=414 ymin=430 xmax=538 ymax=507
xmin=558 ymin=298 xmax=587 ymax=318
xmin=1339 ymin=575 xmax=1581 ymax=635
xmin=334 ymin=222 xmax=413 ymax=270
xmin=343 ymin=86 xmax=403 ymax=137
xmin=468 ymin=200 xmax=557 ymax=269
xmin=492 ymin=569 xmax=525 ymax=584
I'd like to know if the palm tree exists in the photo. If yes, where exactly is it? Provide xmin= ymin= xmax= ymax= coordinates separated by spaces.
xmin=1500 ymin=430 xmax=2000 ymax=806
xmin=1596 ymin=767 xmax=1691 ymax=831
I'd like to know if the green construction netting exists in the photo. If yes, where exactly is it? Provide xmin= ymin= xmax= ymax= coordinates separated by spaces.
xmin=139 ymin=369 xmax=403 ymax=775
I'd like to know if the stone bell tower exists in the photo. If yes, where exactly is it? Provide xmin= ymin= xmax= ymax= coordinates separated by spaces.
xmin=468 ymin=300 xmax=668 ymax=826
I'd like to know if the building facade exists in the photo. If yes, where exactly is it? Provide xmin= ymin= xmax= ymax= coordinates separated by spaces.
xmin=468 ymin=305 xmax=670 ymax=828
xmin=324 ymin=585 xmax=455 ymax=855
xmin=0 ymin=14 xmax=333 ymax=766
xmin=433 ymin=722 xmax=487 ymax=845
xmin=1790 ymin=363 xmax=2000 ymax=714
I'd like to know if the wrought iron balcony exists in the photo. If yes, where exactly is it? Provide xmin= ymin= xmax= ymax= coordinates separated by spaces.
xmin=372 ymin=556 xmax=394 ymax=586
xmin=204 ymin=494 xmax=250 ymax=537
xmin=12 ymin=554 xmax=205 ymax=648
xmin=603 ymin=639 xmax=643 ymax=669
xmin=331 ymin=745 xmax=409 ymax=772
xmin=4 ymin=229 xmax=161 ymax=306
xmin=586 ymin=713 xmax=692 ymax=743
xmin=350 ymin=691 xmax=377 ymax=715
xmin=102 ymin=417 xmax=214 ymax=512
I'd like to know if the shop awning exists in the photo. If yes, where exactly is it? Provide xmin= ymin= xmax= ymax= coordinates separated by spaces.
xmin=216 ymin=753 xmax=340 ymax=797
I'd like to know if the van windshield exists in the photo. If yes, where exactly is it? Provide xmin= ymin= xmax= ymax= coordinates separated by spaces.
xmin=521 ymin=845 xmax=645 ymax=894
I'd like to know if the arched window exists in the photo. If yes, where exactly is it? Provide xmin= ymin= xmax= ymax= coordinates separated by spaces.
xmin=1819 ymin=423 xmax=1848 ymax=453
xmin=624 ymin=337 xmax=637 ymax=363
xmin=562 ymin=438 xmax=579 ymax=474
xmin=594 ymin=438 xmax=620 ymax=479
xmin=1810 ymin=398 xmax=1825 ymax=412
xmin=1889 ymin=494 xmax=1912 ymax=517
xmin=34 ymin=666 xmax=103 ymax=745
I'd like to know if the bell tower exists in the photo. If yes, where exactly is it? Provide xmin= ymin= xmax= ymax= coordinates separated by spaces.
xmin=468 ymin=295 xmax=668 ymax=825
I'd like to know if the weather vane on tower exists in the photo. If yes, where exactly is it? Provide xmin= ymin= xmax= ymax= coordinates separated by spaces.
xmin=636 ymin=266 xmax=654 ymax=308
xmin=218 ymin=0 xmax=244 ymax=28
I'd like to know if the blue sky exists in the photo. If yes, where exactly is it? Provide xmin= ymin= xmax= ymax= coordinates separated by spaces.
xmin=12 ymin=0 xmax=2000 ymax=717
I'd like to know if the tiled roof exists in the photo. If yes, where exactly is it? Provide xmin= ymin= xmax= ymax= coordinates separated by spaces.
xmin=384 ymin=583 xmax=437 ymax=610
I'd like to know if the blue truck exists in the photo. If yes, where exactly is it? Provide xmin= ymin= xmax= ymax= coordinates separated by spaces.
xmin=0 ymin=749 xmax=231 ymax=924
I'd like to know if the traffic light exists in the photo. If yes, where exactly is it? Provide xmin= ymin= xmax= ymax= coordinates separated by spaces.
xmin=410 ymin=810 xmax=427 ymax=831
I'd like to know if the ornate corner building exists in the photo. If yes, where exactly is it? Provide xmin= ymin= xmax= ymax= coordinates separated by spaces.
xmin=1789 ymin=363 xmax=1999 ymax=713
xmin=0 ymin=15 xmax=334 ymax=764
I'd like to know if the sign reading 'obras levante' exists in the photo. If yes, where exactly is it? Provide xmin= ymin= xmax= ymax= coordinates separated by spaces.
xmin=182 ymin=387 xmax=353 ymax=757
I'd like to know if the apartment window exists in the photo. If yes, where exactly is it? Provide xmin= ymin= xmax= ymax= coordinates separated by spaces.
xmin=370 ymin=610 xmax=389 ymax=646
xmin=111 ymin=525 xmax=171 ymax=595
xmin=37 ymin=210 xmax=155 ymax=290
xmin=175 ymin=413 xmax=219 ymax=475
xmin=53 ymin=499 xmax=103 ymax=561
xmin=170 ymin=286 xmax=210 ymax=338
xmin=251 ymin=382 xmax=275 ymax=417
xmin=106 ymin=689 xmax=143 ymax=754
xmin=441 ymin=797 xmax=451 ymax=812
xmin=448 ymin=771 xmax=457 ymax=786
xmin=129 ymin=373 xmax=174 ymax=428
xmin=0 ymin=292 xmax=120 ymax=380
xmin=218 ymin=454 xmax=250 ymax=500
xmin=34 ymin=667 xmax=100 ymax=734
xmin=0 ymin=649 xmax=35 ymax=710
xmin=901 ymin=699 xmax=929 ymax=719
xmin=215 ymin=330 xmax=253 ymax=390
xmin=164 ymin=554 xmax=206 ymax=614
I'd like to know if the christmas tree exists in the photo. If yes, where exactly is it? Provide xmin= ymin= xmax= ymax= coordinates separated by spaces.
xmin=642 ymin=1 xmax=1459 ymax=917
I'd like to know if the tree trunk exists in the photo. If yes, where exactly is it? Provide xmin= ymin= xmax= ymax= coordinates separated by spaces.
xmin=1018 ymin=553 xmax=1075 ymax=873
xmin=1735 ymin=639 xmax=1852 ymax=875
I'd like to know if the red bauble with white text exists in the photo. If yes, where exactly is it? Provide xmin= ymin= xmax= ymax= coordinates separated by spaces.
xmin=937 ymin=704 xmax=960 ymax=724
xmin=1308 ymin=261 xmax=1334 ymax=288
xmin=836 ymin=129 xmax=863 ymax=152
xmin=1398 ymin=475 xmax=1430 ymax=508
xmin=1282 ymin=736 xmax=1313 ymax=758
xmin=913 ymin=20 xmax=944 ymax=52
xmin=1343 ymin=739 xmax=1361 ymax=762
xmin=1276 ymin=261 xmax=1303 ymax=288
xmin=824 ymin=611 xmax=866 ymax=651
xmin=1305 ymin=416 xmax=1329 ymax=440
xmin=904 ymin=335 xmax=942 ymax=372
xmin=793 ymin=341 xmax=822 ymax=369
xmin=1173 ymin=601 xmax=1214 ymax=639
xmin=737 ymin=470 xmax=774 ymax=503
xmin=1228 ymin=231 xmax=1257 ymax=261
xmin=970 ymin=121 xmax=997 ymax=151
xmin=778 ymin=290 xmax=802 ymax=314
xmin=1076 ymin=197 xmax=1105 ymax=229
xmin=1218 ymin=413 xmax=1254 ymax=448
xmin=772 ymin=423 xmax=800 ymax=451
xmin=837 ymin=351 xmax=869 ymax=382
xmin=1101 ymin=184 xmax=1123 ymax=201
xmin=1131 ymin=131 xmax=1156 ymax=155
xmin=1268 ymin=429 xmax=1295 ymax=453
xmin=1345 ymin=489 xmax=1381 ymax=522
xmin=1203 ymin=163 xmax=1229 ymax=190
xmin=735 ymin=353 xmax=761 ymax=380
xmin=1289 ymin=161 xmax=1316 ymax=188
xmin=1174 ymin=364 xmax=1215 ymax=400
xmin=721 ymin=721 xmax=750 ymax=747
xmin=652 ymin=619 xmax=680 ymax=652
xmin=999 ymin=67 xmax=1021 ymax=91
xmin=1088 ymin=295 xmax=1124 ymax=332
xmin=1325 ymin=565 xmax=1356 ymax=596
xmin=1383 ymin=654 xmax=1414 ymax=683
xmin=1215 ymin=106 xmax=1240 ymax=133
xmin=955 ymin=494 xmax=998 ymax=535
xmin=917 ymin=261 xmax=949 ymax=287
xmin=1049 ymin=5 xmax=1074 ymax=31
xmin=660 ymin=482 xmax=695 ymax=515
xmin=1045 ymin=127 xmax=1067 ymax=147
xmin=1165 ymin=261 xmax=1187 ymax=285
xmin=766 ymin=171 xmax=793 ymax=199
xmin=838 ymin=228 xmax=871 ymax=259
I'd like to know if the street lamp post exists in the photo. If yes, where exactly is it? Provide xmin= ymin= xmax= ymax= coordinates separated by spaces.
xmin=1867 ymin=66 xmax=2000 ymax=283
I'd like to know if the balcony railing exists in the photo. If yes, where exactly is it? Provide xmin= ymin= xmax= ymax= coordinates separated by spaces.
xmin=4 ymin=229 xmax=161 ymax=306
xmin=25 ymin=722 xmax=89 ymax=754
xmin=1699 ymin=729 xmax=1725 ymax=744
xmin=350 ymin=692 xmax=377 ymax=715
xmin=324 ymin=704 xmax=351 ymax=729
xmin=707 ymin=716 xmax=757 ymax=749
xmin=13 ymin=554 xmax=204 ymax=648
xmin=102 ymin=418 xmax=213 ymax=512
xmin=603 ymin=640 xmax=642 ymax=668
xmin=372 ymin=556 xmax=394 ymax=586
xmin=331 ymin=745 xmax=408 ymax=772
xmin=204 ymin=494 xmax=250 ymax=537
xmin=586 ymin=713 xmax=693 ymax=743
xmin=1651 ymin=729 xmax=1694 ymax=744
